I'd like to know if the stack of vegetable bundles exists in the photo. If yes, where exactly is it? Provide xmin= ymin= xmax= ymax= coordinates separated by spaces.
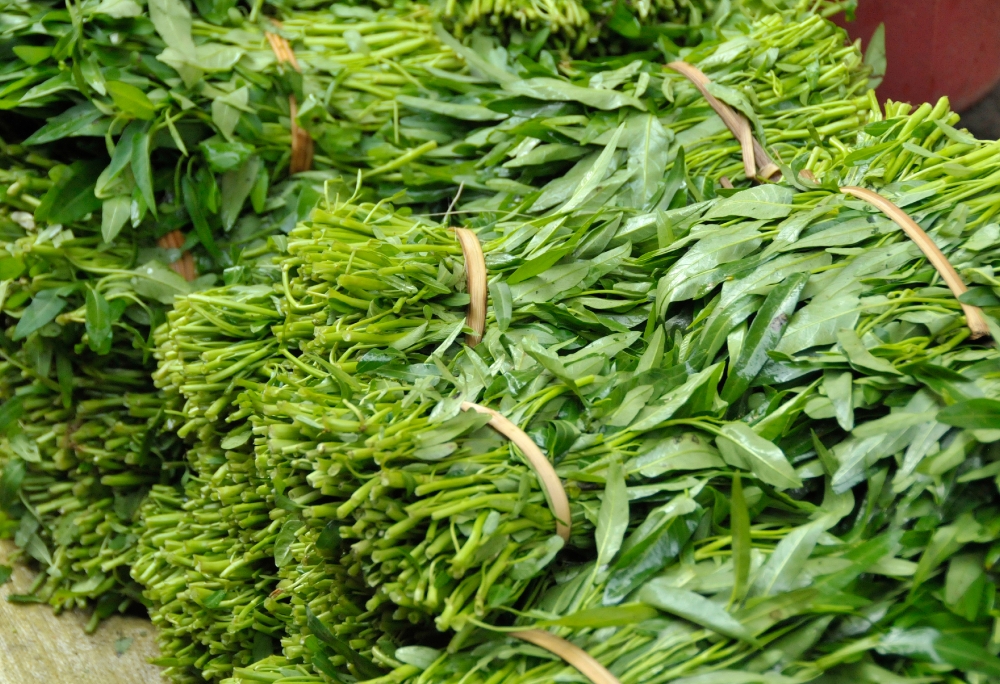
xmin=2 ymin=0 xmax=1000 ymax=683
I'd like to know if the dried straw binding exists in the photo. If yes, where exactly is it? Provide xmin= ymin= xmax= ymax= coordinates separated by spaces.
xmin=157 ymin=230 xmax=196 ymax=282
xmin=266 ymin=28 xmax=314 ymax=174
xmin=841 ymin=186 xmax=992 ymax=339
xmin=666 ymin=62 xmax=780 ymax=182
xmin=461 ymin=402 xmax=571 ymax=541
xmin=455 ymin=228 xmax=487 ymax=347
xmin=511 ymin=629 xmax=621 ymax=684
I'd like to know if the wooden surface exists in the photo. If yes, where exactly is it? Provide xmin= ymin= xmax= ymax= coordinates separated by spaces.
xmin=0 ymin=539 xmax=164 ymax=683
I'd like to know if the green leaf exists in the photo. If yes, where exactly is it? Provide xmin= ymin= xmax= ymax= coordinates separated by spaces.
xmin=864 ymin=23 xmax=887 ymax=89
xmin=102 ymin=196 xmax=131 ymax=243
xmin=396 ymin=94 xmax=506 ymax=121
xmin=718 ymin=422 xmax=802 ymax=490
xmin=938 ymin=399 xmax=1000 ymax=429
xmin=912 ymin=524 xmax=964 ymax=592
xmin=305 ymin=606 xmax=382 ymax=678
xmin=656 ymin=223 xmax=764 ymax=310
xmin=220 ymin=155 xmax=261 ymax=231
xmin=507 ymin=245 xmax=575 ymax=286
xmin=316 ymin=521 xmax=341 ymax=553
xmin=639 ymin=581 xmax=755 ymax=642
xmin=24 ymin=102 xmax=104 ymax=145
xmin=14 ymin=288 xmax=69 ymax=340
xmin=94 ymin=0 xmax=143 ymax=17
xmin=0 ymin=564 xmax=11 ymax=585
xmin=430 ymin=24 xmax=514 ymax=85
xmin=626 ymin=113 xmax=670 ymax=209
xmin=130 ymin=124 xmax=157 ymax=219
xmin=36 ymin=160 xmax=103 ymax=225
xmin=504 ymin=143 xmax=588 ymax=169
xmin=604 ymin=497 xmax=700 ymax=605
xmin=505 ymin=77 xmax=646 ymax=111
xmin=562 ymin=123 xmax=625 ymax=212
xmin=628 ymin=433 xmax=725 ymax=478
xmin=0 ymin=396 xmax=24 ymax=434
xmin=96 ymin=121 xmax=141 ymax=197
xmin=357 ymin=348 xmax=401 ymax=374
xmin=488 ymin=280 xmax=512 ymax=332
xmin=106 ymin=81 xmax=156 ymax=120
xmin=275 ymin=518 xmax=304 ymax=568
xmin=630 ymin=364 xmax=724 ymax=431
xmin=596 ymin=458 xmax=628 ymax=567
xmin=393 ymin=645 xmax=442 ymax=670
xmin=730 ymin=474 xmax=751 ymax=603
xmin=824 ymin=370 xmax=854 ymax=432
xmin=132 ymin=261 xmax=192 ymax=304
xmin=852 ymin=410 xmax=938 ymax=439
xmin=182 ymin=176 xmax=223 ymax=262
xmin=148 ymin=0 xmax=196 ymax=55
xmin=704 ymin=185 xmax=794 ymax=220
xmin=544 ymin=420 xmax=579 ymax=460
xmin=837 ymin=328 xmax=899 ymax=375
xmin=85 ymin=287 xmax=113 ymax=355
xmin=0 ymin=256 xmax=25 ymax=281
xmin=13 ymin=45 xmax=52 ymax=66
xmin=775 ymin=295 xmax=861 ymax=356
xmin=606 ymin=2 xmax=641 ymax=38
xmin=199 ymin=139 xmax=254 ymax=173
xmin=721 ymin=272 xmax=808 ymax=403
xmin=1 ymin=456 xmax=25 ymax=508
xmin=750 ymin=518 xmax=827 ymax=597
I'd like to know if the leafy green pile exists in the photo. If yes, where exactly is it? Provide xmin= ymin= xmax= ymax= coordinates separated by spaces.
xmin=5 ymin=3 xmax=1000 ymax=684
xmin=172 ymin=97 xmax=1000 ymax=684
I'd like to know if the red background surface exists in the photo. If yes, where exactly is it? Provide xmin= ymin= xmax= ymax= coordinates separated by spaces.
xmin=837 ymin=0 xmax=1000 ymax=112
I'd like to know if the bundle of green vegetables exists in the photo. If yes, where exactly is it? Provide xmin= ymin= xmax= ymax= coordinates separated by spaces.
xmin=0 ymin=125 xmax=325 ymax=631
xmin=327 ymin=98 xmax=1000 ymax=684
xmin=344 ymin=4 xmax=876 ymax=210
xmin=0 ymin=143 xmax=193 ymax=623
xmin=161 ymin=92 xmax=1000 ymax=684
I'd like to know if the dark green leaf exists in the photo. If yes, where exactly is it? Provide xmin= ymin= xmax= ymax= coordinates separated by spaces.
xmin=1 ymin=456 xmax=25 ymax=509
xmin=604 ymin=498 xmax=699 ymax=605
xmin=305 ymin=606 xmax=382 ymax=678
xmin=275 ymin=518 xmax=303 ymax=568
xmin=14 ymin=289 xmax=69 ymax=340
xmin=131 ymin=124 xmax=157 ymax=219
xmin=36 ymin=160 xmax=103 ymax=225
xmin=938 ymin=399 xmax=1000 ymax=429
xmin=86 ymin=288 xmax=113 ymax=355
xmin=357 ymin=349 xmax=401 ymax=374
xmin=182 ymin=176 xmax=223 ymax=262
xmin=24 ymin=102 xmax=103 ymax=145
xmin=721 ymin=272 xmax=808 ymax=403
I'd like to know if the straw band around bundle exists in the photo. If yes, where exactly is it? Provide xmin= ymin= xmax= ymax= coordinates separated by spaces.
xmin=455 ymin=228 xmax=487 ymax=347
xmin=265 ymin=29 xmax=314 ymax=174
xmin=840 ymin=186 xmax=991 ymax=339
xmin=157 ymin=230 xmax=196 ymax=282
xmin=511 ymin=629 xmax=620 ymax=684
xmin=666 ymin=62 xmax=780 ymax=183
xmin=460 ymin=402 xmax=571 ymax=541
